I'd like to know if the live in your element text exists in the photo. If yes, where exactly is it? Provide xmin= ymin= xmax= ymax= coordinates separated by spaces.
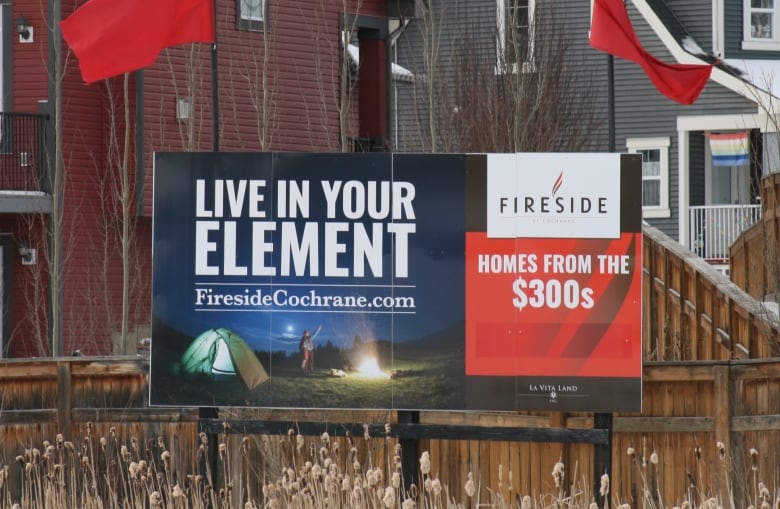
xmin=193 ymin=179 xmax=417 ymax=278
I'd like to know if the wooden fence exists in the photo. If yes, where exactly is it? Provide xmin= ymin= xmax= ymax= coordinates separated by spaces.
xmin=731 ymin=171 xmax=780 ymax=301
xmin=2 ymin=224 xmax=780 ymax=508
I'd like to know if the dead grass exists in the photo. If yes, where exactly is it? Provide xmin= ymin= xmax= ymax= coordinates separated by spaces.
xmin=1 ymin=424 xmax=778 ymax=509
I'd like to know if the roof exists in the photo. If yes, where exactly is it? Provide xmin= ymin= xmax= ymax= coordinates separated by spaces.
xmin=635 ymin=0 xmax=778 ymax=105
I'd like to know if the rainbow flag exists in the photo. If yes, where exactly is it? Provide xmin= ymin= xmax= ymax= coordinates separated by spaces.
xmin=709 ymin=131 xmax=749 ymax=166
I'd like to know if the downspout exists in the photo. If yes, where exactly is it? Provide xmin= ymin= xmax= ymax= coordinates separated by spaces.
xmin=389 ymin=19 xmax=410 ymax=151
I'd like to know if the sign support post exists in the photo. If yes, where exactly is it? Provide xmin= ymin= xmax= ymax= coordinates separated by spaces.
xmin=398 ymin=410 xmax=420 ymax=491
xmin=593 ymin=412 xmax=613 ymax=509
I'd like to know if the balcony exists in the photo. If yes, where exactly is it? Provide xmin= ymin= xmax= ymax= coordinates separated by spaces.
xmin=0 ymin=112 xmax=51 ymax=213
xmin=689 ymin=204 xmax=762 ymax=262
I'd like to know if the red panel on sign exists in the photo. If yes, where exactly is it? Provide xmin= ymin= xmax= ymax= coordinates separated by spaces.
xmin=465 ymin=232 xmax=641 ymax=378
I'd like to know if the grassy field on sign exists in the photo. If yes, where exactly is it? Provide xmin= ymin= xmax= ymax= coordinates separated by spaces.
xmin=263 ymin=346 xmax=465 ymax=409
xmin=152 ymin=339 xmax=465 ymax=409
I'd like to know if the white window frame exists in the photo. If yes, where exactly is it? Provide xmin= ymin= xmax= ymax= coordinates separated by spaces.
xmin=742 ymin=0 xmax=780 ymax=50
xmin=496 ymin=0 xmax=535 ymax=74
xmin=238 ymin=0 xmax=264 ymax=31
xmin=627 ymin=137 xmax=671 ymax=219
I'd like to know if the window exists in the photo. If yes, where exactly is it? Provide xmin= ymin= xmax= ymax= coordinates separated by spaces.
xmin=627 ymin=137 xmax=671 ymax=218
xmin=743 ymin=0 xmax=780 ymax=49
xmin=237 ymin=0 xmax=265 ymax=31
xmin=496 ymin=0 xmax=535 ymax=73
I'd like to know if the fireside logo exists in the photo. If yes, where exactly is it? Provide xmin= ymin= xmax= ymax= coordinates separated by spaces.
xmin=552 ymin=171 xmax=563 ymax=196
xmin=486 ymin=153 xmax=621 ymax=239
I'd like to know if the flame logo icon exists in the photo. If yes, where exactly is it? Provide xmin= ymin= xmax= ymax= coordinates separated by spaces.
xmin=551 ymin=171 xmax=563 ymax=196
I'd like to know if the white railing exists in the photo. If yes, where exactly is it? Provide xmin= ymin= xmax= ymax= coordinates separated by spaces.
xmin=689 ymin=204 xmax=762 ymax=261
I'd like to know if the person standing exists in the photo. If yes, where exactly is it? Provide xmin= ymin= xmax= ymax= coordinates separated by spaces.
xmin=299 ymin=325 xmax=322 ymax=373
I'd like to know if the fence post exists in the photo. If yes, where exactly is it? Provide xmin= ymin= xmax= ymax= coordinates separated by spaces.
xmin=57 ymin=360 xmax=71 ymax=436
xmin=198 ymin=407 xmax=220 ymax=498
xmin=713 ymin=365 xmax=731 ymax=504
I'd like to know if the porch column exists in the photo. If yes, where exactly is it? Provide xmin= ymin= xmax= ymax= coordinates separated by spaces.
xmin=678 ymin=129 xmax=690 ymax=245
xmin=358 ymin=28 xmax=389 ymax=149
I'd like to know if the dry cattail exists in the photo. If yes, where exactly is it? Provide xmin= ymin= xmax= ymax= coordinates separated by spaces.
xmin=465 ymin=472 xmax=475 ymax=497
xmin=716 ymin=441 xmax=726 ymax=460
xmin=552 ymin=461 xmax=565 ymax=488
xmin=383 ymin=486 xmax=395 ymax=508
xmin=420 ymin=451 xmax=431 ymax=475
xmin=599 ymin=473 xmax=610 ymax=497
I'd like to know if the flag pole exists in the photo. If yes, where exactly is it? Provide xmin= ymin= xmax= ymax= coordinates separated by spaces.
xmin=204 ymin=0 xmax=220 ymax=481
xmin=211 ymin=0 xmax=220 ymax=151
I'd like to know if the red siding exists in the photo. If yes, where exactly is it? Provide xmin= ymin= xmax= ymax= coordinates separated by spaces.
xmin=8 ymin=0 xmax=386 ymax=356
xmin=141 ymin=0 xmax=388 ymax=214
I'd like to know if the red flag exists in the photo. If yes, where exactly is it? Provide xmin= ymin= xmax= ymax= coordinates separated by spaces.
xmin=590 ymin=0 xmax=712 ymax=105
xmin=61 ymin=0 xmax=215 ymax=84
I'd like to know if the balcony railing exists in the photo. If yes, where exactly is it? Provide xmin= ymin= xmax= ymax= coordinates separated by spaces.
xmin=689 ymin=204 xmax=762 ymax=261
xmin=0 ymin=112 xmax=47 ymax=192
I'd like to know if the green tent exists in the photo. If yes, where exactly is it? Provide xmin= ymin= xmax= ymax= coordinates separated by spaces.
xmin=180 ymin=328 xmax=269 ymax=389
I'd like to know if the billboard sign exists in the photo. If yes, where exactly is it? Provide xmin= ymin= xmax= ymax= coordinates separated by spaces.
xmin=150 ymin=152 xmax=642 ymax=411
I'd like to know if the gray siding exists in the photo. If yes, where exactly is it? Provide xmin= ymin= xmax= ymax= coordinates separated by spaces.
xmin=393 ymin=0 xmax=497 ymax=151
xmin=665 ymin=0 xmax=714 ymax=55
xmin=392 ymin=0 xmax=610 ymax=152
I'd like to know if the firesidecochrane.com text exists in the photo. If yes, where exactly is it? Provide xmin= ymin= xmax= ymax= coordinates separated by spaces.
xmin=193 ymin=286 xmax=416 ymax=313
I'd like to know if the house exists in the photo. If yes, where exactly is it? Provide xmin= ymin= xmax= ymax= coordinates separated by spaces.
xmin=4 ymin=0 xmax=775 ymax=357
xmin=390 ymin=0 xmax=780 ymax=274
xmin=0 ymin=0 xmax=398 ymax=357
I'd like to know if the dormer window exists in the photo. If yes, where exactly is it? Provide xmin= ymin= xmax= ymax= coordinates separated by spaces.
xmin=496 ymin=0 xmax=535 ymax=73
xmin=743 ymin=0 xmax=780 ymax=49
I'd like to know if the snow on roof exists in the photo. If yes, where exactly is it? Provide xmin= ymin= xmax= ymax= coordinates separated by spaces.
xmin=682 ymin=35 xmax=780 ymax=99
xmin=723 ymin=58 xmax=780 ymax=98
xmin=348 ymin=44 xmax=414 ymax=82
